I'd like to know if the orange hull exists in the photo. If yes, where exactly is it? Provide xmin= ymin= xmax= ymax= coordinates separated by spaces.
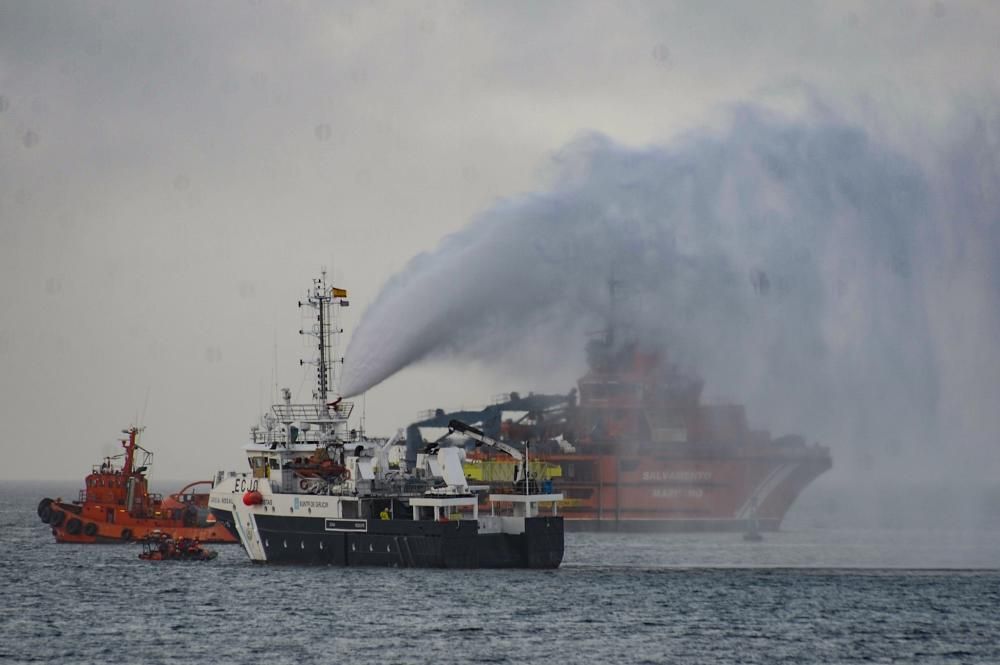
xmin=44 ymin=499 xmax=236 ymax=544
xmin=471 ymin=445 xmax=831 ymax=531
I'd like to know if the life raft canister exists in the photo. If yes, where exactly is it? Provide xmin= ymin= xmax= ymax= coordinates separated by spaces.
xmin=243 ymin=490 xmax=264 ymax=506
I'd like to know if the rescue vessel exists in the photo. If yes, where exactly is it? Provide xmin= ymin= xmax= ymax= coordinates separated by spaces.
xmin=409 ymin=287 xmax=832 ymax=532
xmin=138 ymin=532 xmax=218 ymax=561
xmin=37 ymin=427 xmax=237 ymax=544
xmin=208 ymin=273 xmax=564 ymax=568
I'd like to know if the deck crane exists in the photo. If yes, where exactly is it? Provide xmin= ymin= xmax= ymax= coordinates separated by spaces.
xmin=447 ymin=419 xmax=538 ymax=492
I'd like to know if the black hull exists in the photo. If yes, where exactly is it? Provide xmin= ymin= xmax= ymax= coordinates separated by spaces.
xmin=211 ymin=509 xmax=563 ymax=569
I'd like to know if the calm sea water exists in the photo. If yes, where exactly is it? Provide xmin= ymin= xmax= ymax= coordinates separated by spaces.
xmin=3 ymin=482 xmax=999 ymax=665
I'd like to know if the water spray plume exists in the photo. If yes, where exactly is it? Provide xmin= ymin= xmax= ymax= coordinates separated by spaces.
xmin=341 ymin=102 xmax=1000 ymax=476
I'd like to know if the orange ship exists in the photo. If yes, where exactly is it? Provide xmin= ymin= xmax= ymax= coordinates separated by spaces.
xmin=412 ymin=336 xmax=832 ymax=532
xmin=37 ymin=426 xmax=236 ymax=544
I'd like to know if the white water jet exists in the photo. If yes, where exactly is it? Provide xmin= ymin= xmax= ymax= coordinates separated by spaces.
xmin=341 ymin=102 xmax=1000 ymax=477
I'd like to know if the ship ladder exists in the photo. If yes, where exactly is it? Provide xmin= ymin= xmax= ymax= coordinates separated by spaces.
xmin=394 ymin=536 xmax=415 ymax=567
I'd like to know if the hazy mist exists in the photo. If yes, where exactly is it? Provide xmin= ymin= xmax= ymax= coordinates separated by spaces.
xmin=343 ymin=100 xmax=1000 ymax=488
xmin=2 ymin=0 xmax=998 ymax=534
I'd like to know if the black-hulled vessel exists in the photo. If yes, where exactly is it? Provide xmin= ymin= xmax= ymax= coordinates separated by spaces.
xmin=208 ymin=273 xmax=564 ymax=568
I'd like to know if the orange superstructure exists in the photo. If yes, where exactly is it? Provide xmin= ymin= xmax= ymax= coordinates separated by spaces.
xmin=537 ymin=341 xmax=831 ymax=530
xmin=37 ymin=427 xmax=236 ymax=544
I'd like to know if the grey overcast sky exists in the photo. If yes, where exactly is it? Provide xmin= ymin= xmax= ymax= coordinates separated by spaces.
xmin=2 ymin=1 xmax=999 ymax=482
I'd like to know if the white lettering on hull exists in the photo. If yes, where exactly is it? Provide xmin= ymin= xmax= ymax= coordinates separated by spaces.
xmin=324 ymin=519 xmax=367 ymax=532
xmin=293 ymin=497 xmax=329 ymax=509
xmin=641 ymin=471 xmax=712 ymax=482
xmin=652 ymin=488 xmax=705 ymax=499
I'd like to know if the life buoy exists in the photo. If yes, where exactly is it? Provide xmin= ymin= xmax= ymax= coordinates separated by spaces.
xmin=37 ymin=498 xmax=53 ymax=518
xmin=83 ymin=522 xmax=98 ymax=537
xmin=65 ymin=518 xmax=82 ymax=535
xmin=243 ymin=490 xmax=264 ymax=506
xmin=49 ymin=510 xmax=65 ymax=527
xmin=120 ymin=528 xmax=133 ymax=541
xmin=39 ymin=504 xmax=52 ymax=524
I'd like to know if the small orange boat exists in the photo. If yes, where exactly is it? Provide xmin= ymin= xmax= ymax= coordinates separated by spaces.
xmin=37 ymin=426 xmax=237 ymax=544
xmin=138 ymin=532 xmax=218 ymax=561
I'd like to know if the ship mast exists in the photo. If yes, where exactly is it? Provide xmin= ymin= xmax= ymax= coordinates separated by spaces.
xmin=298 ymin=270 xmax=349 ymax=405
xmin=121 ymin=427 xmax=138 ymax=476
xmin=606 ymin=274 xmax=622 ymax=348
xmin=119 ymin=426 xmax=150 ymax=476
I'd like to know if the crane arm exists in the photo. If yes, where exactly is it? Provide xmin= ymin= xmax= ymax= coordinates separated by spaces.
xmin=448 ymin=419 xmax=523 ymax=461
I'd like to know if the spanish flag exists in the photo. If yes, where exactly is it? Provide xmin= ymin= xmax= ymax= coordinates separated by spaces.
xmin=331 ymin=287 xmax=348 ymax=298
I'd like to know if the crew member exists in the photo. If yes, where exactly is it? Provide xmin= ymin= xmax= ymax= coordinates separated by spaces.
xmin=379 ymin=507 xmax=390 ymax=520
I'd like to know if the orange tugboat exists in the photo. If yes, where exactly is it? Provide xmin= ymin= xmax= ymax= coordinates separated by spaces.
xmin=37 ymin=426 xmax=237 ymax=544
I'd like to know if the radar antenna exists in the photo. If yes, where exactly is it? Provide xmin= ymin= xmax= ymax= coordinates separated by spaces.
xmin=298 ymin=270 xmax=349 ymax=403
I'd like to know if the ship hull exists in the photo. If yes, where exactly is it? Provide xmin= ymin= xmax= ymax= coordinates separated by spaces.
xmin=40 ymin=498 xmax=237 ymax=544
xmin=470 ymin=446 xmax=831 ymax=532
xmin=211 ymin=508 xmax=563 ymax=568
